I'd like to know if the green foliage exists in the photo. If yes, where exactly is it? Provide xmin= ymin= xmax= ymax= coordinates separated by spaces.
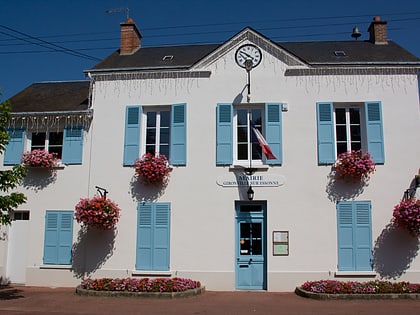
xmin=0 ymin=93 xmax=27 ymax=225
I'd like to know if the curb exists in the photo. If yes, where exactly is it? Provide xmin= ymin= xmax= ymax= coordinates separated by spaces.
xmin=295 ymin=287 xmax=420 ymax=300
xmin=75 ymin=285 xmax=205 ymax=299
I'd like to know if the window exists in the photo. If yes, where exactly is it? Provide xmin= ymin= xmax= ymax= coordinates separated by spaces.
xmin=30 ymin=131 xmax=64 ymax=159
xmin=123 ymin=103 xmax=186 ymax=166
xmin=13 ymin=211 xmax=30 ymax=221
xmin=43 ymin=211 xmax=74 ymax=265
xmin=3 ymin=127 xmax=84 ymax=165
xmin=136 ymin=202 xmax=170 ymax=271
xmin=235 ymin=106 xmax=263 ymax=164
xmin=337 ymin=201 xmax=372 ymax=271
xmin=216 ymin=103 xmax=282 ymax=166
xmin=316 ymin=102 xmax=384 ymax=164
xmin=144 ymin=109 xmax=170 ymax=158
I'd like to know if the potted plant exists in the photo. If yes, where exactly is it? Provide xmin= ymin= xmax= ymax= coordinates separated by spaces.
xmin=21 ymin=149 xmax=59 ymax=168
xmin=133 ymin=153 xmax=172 ymax=185
xmin=393 ymin=198 xmax=420 ymax=237
xmin=75 ymin=196 xmax=121 ymax=230
xmin=334 ymin=150 xmax=375 ymax=182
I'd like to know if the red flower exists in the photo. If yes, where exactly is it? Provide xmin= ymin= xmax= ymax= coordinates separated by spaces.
xmin=75 ymin=196 xmax=121 ymax=230
xmin=133 ymin=153 xmax=172 ymax=185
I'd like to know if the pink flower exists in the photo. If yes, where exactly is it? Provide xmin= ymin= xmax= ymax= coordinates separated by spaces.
xmin=133 ymin=153 xmax=172 ymax=185
xmin=335 ymin=150 xmax=375 ymax=182
xmin=22 ymin=149 xmax=58 ymax=168
xmin=75 ymin=196 xmax=121 ymax=230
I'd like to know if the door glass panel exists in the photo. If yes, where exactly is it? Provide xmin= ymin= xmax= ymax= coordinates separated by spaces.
xmin=239 ymin=222 xmax=262 ymax=256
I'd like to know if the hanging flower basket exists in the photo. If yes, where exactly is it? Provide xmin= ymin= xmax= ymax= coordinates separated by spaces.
xmin=75 ymin=196 xmax=121 ymax=230
xmin=334 ymin=150 xmax=375 ymax=182
xmin=21 ymin=149 xmax=59 ymax=168
xmin=393 ymin=198 xmax=420 ymax=237
xmin=133 ymin=153 xmax=172 ymax=185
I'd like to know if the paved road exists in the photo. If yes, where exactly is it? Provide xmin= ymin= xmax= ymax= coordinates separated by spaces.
xmin=1 ymin=286 xmax=420 ymax=314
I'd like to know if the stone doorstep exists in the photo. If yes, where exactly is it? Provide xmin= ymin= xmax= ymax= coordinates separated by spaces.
xmin=75 ymin=285 xmax=205 ymax=299
xmin=295 ymin=287 xmax=420 ymax=300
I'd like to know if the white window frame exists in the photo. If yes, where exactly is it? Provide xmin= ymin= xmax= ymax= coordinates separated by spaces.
xmin=141 ymin=106 xmax=171 ymax=157
xmin=28 ymin=130 xmax=64 ymax=160
xmin=233 ymin=104 xmax=265 ymax=166
xmin=333 ymin=103 xmax=367 ymax=157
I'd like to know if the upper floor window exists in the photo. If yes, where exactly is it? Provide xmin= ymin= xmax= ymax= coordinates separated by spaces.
xmin=144 ymin=109 xmax=170 ymax=158
xmin=216 ymin=103 xmax=282 ymax=166
xmin=316 ymin=102 xmax=384 ymax=165
xmin=123 ymin=103 xmax=186 ymax=166
xmin=235 ymin=106 xmax=263 ymax=165
xmin=30 ymin=131 xmax=64 ymax=159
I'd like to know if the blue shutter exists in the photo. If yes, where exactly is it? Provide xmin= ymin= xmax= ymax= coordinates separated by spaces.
xmin=153 ymin=203 xmax=170 ymax=270
xmin=337 ymin=201 xmax=372 ymax=271
xmin=170 ymin=103 xmax=186 ymax=166
xmin=123 ymin=106 xmax=141 ymax=166
xmin=216 ymin=103 xmax=233 ymax=165
xmin=3 ymin=128 xmax=25 ymax=165
xmin=365 ymin=102 xmax=384 ymax=164
xmin=265 ymin=103 xmax=282 ymax=165
xmin=43 ymin=211 xmax=73 ymax=265
xmin=136 ymin=203 xmax=153 ymax=270
xmin=62 ymin=127 xmax=83 ymax=164
xmin=136 ymin=203 xmax=170 ymax=271
xmin=354 ymin=202 xmax=372 ymax=271
xmin=316 ymin=102 xmax=335 ymax=164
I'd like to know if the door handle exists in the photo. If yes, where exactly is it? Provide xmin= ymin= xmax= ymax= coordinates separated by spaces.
xmin=249 ymin=258 xmax=252 ymax=264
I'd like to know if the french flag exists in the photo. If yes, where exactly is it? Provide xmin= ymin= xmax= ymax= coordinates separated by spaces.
xmin=252 ymin=127 xmax=277 ymax=160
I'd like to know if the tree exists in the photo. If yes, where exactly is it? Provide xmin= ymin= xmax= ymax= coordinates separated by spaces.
xmin=0 ymin=93 xmax=27 ymax=225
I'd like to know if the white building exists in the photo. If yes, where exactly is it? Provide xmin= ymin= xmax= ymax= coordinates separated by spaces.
xmin=1 ymin=17 xmax=420 ymax=291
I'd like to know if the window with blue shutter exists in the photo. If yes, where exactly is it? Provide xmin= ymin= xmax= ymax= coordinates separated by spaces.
xmin=62 ymin=127 xmax=84 ymax=164
xmin=316 ymin=102 xmax=335 ymax=164
xmin=136 ymin=202 xmax=170 ymax=271
xmin=265 ymin=103 xmax=282 ymax=165
xmin=43 ymin=211 xmax=74 ymax=265
xmin=170 ymin=103 xmax=186 ymax=165
xmin=216 ymin=103 xmax=233 ymax=165
xmin=337 ymin=201 xmax=372 ymax=271
xmin=316 ymin=101 xmax=385 ymax=165
xmin=3 ymin=128 xmax=25 ymax=165
xmin=123 ymin=106 xmax=141 ymax=166
xmin=365 ymin=102 xmax=384 ymax=164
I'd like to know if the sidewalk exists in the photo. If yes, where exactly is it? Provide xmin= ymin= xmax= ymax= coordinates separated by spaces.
xmin=1 ymin=286 xmax=420 ymax=315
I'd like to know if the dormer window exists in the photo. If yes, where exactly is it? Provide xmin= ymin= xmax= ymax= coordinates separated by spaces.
xmin=162 ymin=55 xmax=174 ymax=61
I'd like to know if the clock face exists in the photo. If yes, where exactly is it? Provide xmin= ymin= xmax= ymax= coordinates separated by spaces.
xmin=235 ymin=44 xmax=262 ymax=69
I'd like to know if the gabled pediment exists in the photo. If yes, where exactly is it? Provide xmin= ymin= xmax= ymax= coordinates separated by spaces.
xmin=192 ymin=27 xmax=306 ymax=69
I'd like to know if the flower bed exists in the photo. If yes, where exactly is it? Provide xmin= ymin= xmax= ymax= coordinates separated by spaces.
xmin=77 ymin=277 xmax=204 ymax=299
xmin=393 ymin=198 xmax=420 ymax=237
xmin=297 ymin=280 xmax=420 ymax=299
xmin=334 ymin=150 xmax=375 ymax=182
xmin=74 ymin=197 xmax=121 ymax=230
xmin=133 ymin=153 xmax=172 ymax=185
xmin=21 ymin=149 xmax=58 ymax=168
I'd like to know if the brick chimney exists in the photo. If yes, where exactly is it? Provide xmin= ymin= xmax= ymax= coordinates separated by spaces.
xmin=120 ymin=18 xmax=142 ymax=55
xmin=368 ymin=16 xmax=388 ymax=45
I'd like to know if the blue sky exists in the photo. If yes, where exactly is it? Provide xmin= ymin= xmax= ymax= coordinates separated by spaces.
xmin=1 ymin=0 xmax=419 ymax=100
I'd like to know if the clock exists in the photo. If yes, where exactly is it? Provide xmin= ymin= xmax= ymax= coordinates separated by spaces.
xmin=235 ymin=44 xmax=262 ymax=69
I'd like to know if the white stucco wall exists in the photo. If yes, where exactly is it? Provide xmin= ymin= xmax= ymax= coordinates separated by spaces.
xmin=1 ymin=39 xmax=420 ymax=291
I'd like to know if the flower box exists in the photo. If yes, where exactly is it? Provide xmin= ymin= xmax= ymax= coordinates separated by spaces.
xmin=75 ymin=196 xmax=121 ymax=230
xmin=334 ymin=150 xmax=375 ymax=182
xmin=133 ymin=153 xmax=172 ymax=185
xmin=21 ymin=149 xmax=59 ymax=168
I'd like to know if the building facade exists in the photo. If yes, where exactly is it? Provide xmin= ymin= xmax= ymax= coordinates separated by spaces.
xmin=1 ymin=17 xmax=420 ymax=291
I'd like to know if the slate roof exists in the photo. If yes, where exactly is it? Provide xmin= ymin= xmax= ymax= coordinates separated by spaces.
xmin=8 ymin=81 xmax=90 ymax=113
xmin=89 ymin=39 xmax=420 ymax=72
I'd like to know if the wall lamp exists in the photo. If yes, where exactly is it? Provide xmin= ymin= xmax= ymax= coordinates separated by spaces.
xmin=247 ymin=185 xmax=254 ymax=201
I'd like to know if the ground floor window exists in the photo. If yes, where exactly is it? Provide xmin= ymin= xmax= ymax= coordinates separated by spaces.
xmin=136 ymin=202 xmax=170 ymax=271
xmin=43 ymin=211 xmax=73 ymax=265
xmin=337 ymin=201 xmax=372 ymax=271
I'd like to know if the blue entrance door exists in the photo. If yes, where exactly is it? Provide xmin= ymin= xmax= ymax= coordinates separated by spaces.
xmin=235 ymin=202 xmax=266 ymax=290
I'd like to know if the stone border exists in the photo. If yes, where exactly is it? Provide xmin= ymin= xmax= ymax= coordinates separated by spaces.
xmin=76 ymin=285 xmax=205 ymax=299
xmin=295 ymin=287 xmax=420 ymax=300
